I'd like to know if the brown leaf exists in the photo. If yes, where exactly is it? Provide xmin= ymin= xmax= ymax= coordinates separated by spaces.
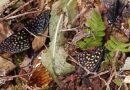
xmin=28 ymin=64 xmax=52 ymax=87
xmin=0 ymin=22 xmax=13 ymax=43
xmin=0 ymin=56 xmax=16 ymax=75
xmin=94 ymin=0 xmax=101 ymax=5
xmin=32 ymin=29 xmax=48 ymax=51
xmin=71 ymin=29 xmax=90 ymax=45
xmin=112 ymin=30 xmax=129 ymax=43
xmin=20 ymin=56 xmax=32 ymax=72
xmin=0 ymin=0 xmax=10 ymax=14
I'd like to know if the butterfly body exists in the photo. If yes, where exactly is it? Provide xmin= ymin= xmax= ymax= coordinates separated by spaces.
xmin=75 ymin=47 xmax=105 ymax=72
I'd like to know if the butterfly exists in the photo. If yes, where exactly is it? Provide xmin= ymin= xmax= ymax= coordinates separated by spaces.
xmin=75 ymin=47 xmax=105 ymax=72
xmin=0 ymin=10 xmax=50 ymax=54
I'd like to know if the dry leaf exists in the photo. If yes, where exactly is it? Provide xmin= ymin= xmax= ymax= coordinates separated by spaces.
xmin=28 ymin=64 xmax=52 ymax=87
xmin=0 ymin=56 xmax=16 ymax=75
xmin=0 ymin=0 xmax=10 ymax=14
xmin=0 ymin=22 xmax=13 ymax=43
xmin=32 ymin=30 xmax=48 ymax=51
xmin=112 ymin=30 xmax=129 ymax=43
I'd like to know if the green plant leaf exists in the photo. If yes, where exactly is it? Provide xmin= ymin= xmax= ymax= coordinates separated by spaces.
xmin=66 ymin=0 xmax=77 ymax=22
xmin=41 ymin=44 xmax=75 ymax=84
xmin=128 ymin=19 xmax=130 ymax=26
xmin=113 ymin=78 xmax=122 ymax=86
xmin=59 ymin=0 xmax=77 ymax=23
xmin=59 ymin=0 xmax=69 ymax=9
xmin=77 ymin=9 xmax=105 ymax=49
xmin=105 ymin=36 xmax=130 ymax=60
xmin=106 ymin=36 xmax=130 ymax=52
xmin=41 ymin=1 xmax=75 ymax=84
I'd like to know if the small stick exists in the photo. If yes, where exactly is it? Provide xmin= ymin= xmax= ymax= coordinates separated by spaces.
xmin=37 ymin=33 xmax=50 ymax=38
xmin=0 ymin=73 xmax=31 ymax=79
xmin=90 ymin=70 xmax=109 ymax=78
xmin=61 ymin=27 xmax=78 ymax=32
xmin=24 ymin=27 xmax=50 ymax=38
xmin=105 ymin=50 xmax=120 ymax=89
xmin=0 ymin=0 xmax=18 ymax=13
xmin=24 ymin=27 xmax=39 ymax=39
xmin=71 ymin=8 xmax=87 ymax=25
xmin=0 ymin=0 xmax=35 ymax=21
xmin=69 ymin=55 xmax=92 ymax=75
xmin=5 ymin=10 xmax=39 ymax=20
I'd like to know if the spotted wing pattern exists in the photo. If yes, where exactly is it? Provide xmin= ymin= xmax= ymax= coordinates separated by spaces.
xmin=0 ymin=30 xmax=31 ymax=53
xmin=0 ymin=11 xmax=50 ymax=54
xmin=25 ymin=10 xmax=50 ymax=35
xmin=75 ymin=47 xmax=105 ymax=72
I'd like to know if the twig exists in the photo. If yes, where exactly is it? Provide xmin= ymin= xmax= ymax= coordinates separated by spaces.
xmin=0 ymin=0 xmax=35 ymax=21
xmin=112 ymin=50 xmax=120 ymax=75
xmin=61 ymin=27 xmax=78 ymax=32
xmin=37 ymin=33 xmax=50 ymax=38
xmin=71 ymin=8 xmax=87 ymax=25
xmin=24 ymin=27 xmax=39 ymax=39
xmin=5 ymin=10 xmax=39 ymax=20
xmin=105 ymin=50 xmax=120 ymax=89
xmin=8 ymin=0 xmax=34 ymax=16
xmin=0 ymin=0 xmax=18 ymax=14
xmin=43 ymin=44 xmax=48 ymax=50
xmin=99 ymin=76 xmax=108 ymax=86
xmin=0 ymin=73 xmax=31 ymax=79
xmin=123 ymin=82 xmax=129 ymax=90
xmin=90 ymin=70 xmax=109 ymax=78
xmin=106 ymin=72 xmax=116 ymax=89
xmin=69 ymin=55 xmax=92 ymax=74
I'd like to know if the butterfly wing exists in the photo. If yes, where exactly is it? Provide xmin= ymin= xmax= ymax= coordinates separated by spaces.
xmin=0 ymin=30 xmax=31 ymax=53
xmin=25 ymin=10 xmax=50 ymax=35
xmin=0 ymin=11 xmax=50 ymax=54
xmin=76 ymin=47 xmax=105 ymax=72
